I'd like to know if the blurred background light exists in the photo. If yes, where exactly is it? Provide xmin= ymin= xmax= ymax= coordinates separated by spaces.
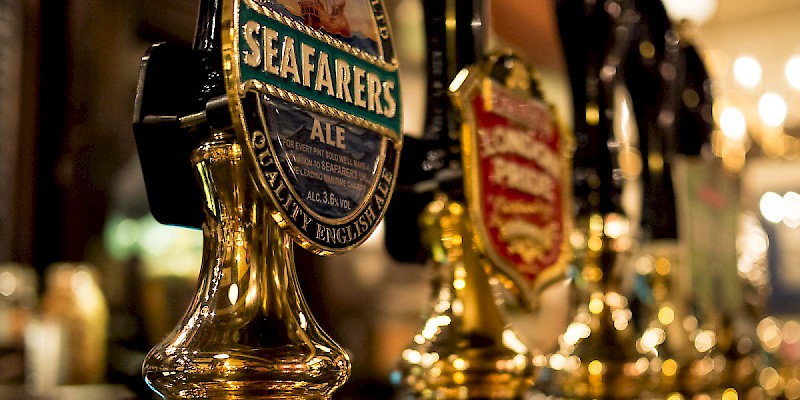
xmin=786 ymin=55 xmax=800 ymax=90
xmin=662 ymin=0 xmax=718 ymax=26
xmin=733 ymin=55 xmax=763 ymax=89
xmin=758 ymin=92 xmax=788 ymax=127
xmin=720 ymin=106 xmax=747 ymax=140
xmin=783 ymin=191 xmax=800 ymax=228
xmin=760 ymin=191 xmax=785 ymax=224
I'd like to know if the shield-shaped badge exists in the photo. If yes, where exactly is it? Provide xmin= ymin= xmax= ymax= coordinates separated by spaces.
xmin=221 ymin=0 xmax=402 ymax=255
xmin=451 ymin=51 xmax=573 ymax=300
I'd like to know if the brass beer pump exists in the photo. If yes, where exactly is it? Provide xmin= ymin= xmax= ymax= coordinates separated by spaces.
xmin=623 ymin=2 xmax=769 ymax=397
xmin=142 ymin=129 xmax=350 ymax=399
xmin=387 ymin=0 xmax=577 ymax=396
xmin=392 ymin=192 xmax=534 ymax=399
xmin=385 ymin=0 xmax=569 ymax=397
xmin=536 ymin=0 xmax=764 ymax=398
xmin=533 ymin=0 xmax=650 ymax=397
xmin=613 ymin=1 xmax=726 ymax=397
xmin=132 ymin=0 xmax=403 ymax=398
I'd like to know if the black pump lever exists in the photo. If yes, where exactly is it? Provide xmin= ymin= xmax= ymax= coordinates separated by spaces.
xmin=132 ymin=41 xmax=231 ymax=229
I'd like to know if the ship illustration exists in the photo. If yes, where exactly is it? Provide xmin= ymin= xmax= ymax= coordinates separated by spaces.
xmin=299 ymin=0 xmax=351 ymax=37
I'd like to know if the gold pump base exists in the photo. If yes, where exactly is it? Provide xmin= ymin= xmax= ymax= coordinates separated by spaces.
xmin=393 ymin=194 xmax=534 ymax=399
xmin=143 ymin=133 xmax=350 ymax=399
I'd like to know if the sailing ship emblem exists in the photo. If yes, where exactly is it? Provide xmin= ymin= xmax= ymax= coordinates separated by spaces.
xmin=299 ymin=0 xmax=351 ymax=36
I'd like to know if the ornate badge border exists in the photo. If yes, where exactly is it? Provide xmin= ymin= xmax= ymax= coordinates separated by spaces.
xmin=451 ymin=51 xmax=573 ymax=302
xmin=221 ymin=0 xmax=402 ymax=255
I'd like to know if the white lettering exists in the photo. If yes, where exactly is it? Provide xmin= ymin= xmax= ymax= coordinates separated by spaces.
xmin=244 ymin=21 xmax=262 ymax=68
xmin=352 ymin=65 xmax=366 ymax=108
xmin=300 ymin=43 xmax=315 ymax=87
xmin=279 ymin=36 xmax=301 ymax=83
xmin=314 ymin=51 xmax=334 ymax=96
xmin=263 ymin=27 xmax=279 ymax=75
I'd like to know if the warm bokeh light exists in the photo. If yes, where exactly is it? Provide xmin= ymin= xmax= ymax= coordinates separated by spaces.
xmin=402 ymin=349 xmax=422 ymax=364
xmin=783 ymin=320 xmax=800 ymax=344
xmin=586 ymin=103 xmax=600 ymax=126
xmin=733 ymin=55 xmax=762 ymax=89
xmin=760 ymin=367 xmax=784 ymax=394
xmin=549 ymin=354 xmax=566 ymax=370
xmin=760 ymin=191 xmax=785 ymax=224
xmin=786 ymin=55 xmax=800 ymax=90
xmin=758 ymin=92 xmax=788 ymax=127
xmin=563 ymin=322 xmax=591 ymax=346
xmin=758 ymin=319 xmax=784 ymax=352
xmin=587 ymin=236 xmax=603 ymax=252
xmin=501 ymin=330 xmax=530 ymax=354
xmin=604 ymin=214 xmax=629 ymax=239
xmin=667 ymin=393 xmax=685 ymax=400
xmin=662 ymin=0 xmax=718 ymax=25
xmin=588 ymin=360 xmax=604 ymax=376
xmin=589 ymin=293 xmax=605 ymax=314
xmin=590 ymin=214 xmax=605 ymax=233
xmin=454 ymin=266 xmax=466 ymax=290
xmin=739 ymin=221 xmax=768 ymax=261
xmin=605 ymin=292 xmax=626 ymax=309
xmin=662 ymin=359 xmax=678 ymax=377
xmin=571 ymin=231 xmax=587 ymax=249
xmin=640 ymin=327 xmax=666 ymax=352
xmin=758 ymin=191 xmax=800 ymax=227
xmin=719 ymin=107 xmax=747 ymax=140
xmin=694 ymin=330 xmax=717 ymax=353
xmin=452 ymin=371 xmax=465 ymax=385
xmin=612 ymin=309 xmax=631 ymax=330
xmin=786 ymin=378 xmax=800 ymax=400
xmin=635 ymin=256 xmax=655 ymax=275
xmin=655 ymin=257 xmax=671 ymax=276
xmin=783 ymin=192 xmax=800 ymax=228
xmin=721 ymin=388 xmax=738 ymax=400
xmin=658 ymin=307 xmax=675 ymax=325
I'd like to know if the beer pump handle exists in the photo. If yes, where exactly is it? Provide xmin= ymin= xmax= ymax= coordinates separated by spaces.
xmin=384 ymin=0 xmax=484 ymax=263
xmin=132 ymin=42 xmax=230 ymax=229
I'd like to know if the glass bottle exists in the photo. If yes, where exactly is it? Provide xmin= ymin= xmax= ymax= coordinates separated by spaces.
xmin=142 ymin=130 xmax=349 ymax=399
xmin=0 ymin=263 xmax=36 ymax=385
xmin=28 ymin=263 xmax=108 ymax=393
